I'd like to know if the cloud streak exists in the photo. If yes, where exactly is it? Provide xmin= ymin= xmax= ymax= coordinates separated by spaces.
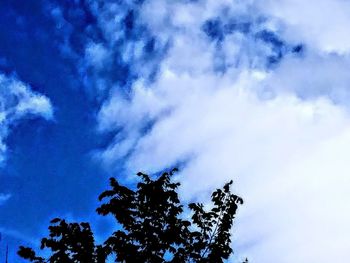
xmin=0 ymin=73 xmax=53 ymax=164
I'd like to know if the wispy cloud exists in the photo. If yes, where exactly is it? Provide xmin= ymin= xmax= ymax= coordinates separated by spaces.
xmin=0 ymin=193 xmax=11 ymax=205
xmin=0 ymin=73 xmax=53 ymax=164
xmin=52 ymin=0 xmax=350 ymax=262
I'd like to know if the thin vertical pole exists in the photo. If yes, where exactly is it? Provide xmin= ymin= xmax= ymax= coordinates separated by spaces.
xmin=5 ymin=244 xmax=8 ymax=263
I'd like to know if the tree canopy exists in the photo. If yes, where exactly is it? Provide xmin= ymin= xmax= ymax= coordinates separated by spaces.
xmin=18 ymin=168 xmax=244 ymax=262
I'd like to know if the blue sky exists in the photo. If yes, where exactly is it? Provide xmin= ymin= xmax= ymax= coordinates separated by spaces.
xmin=0 ymin=0 xmax=114 ymax=261
xmin=2 ymin=0 xmax=350 ymax=262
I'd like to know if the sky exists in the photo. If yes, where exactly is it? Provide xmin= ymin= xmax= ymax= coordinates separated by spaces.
xmin=1 ymin=0 xmax=350 ymax=262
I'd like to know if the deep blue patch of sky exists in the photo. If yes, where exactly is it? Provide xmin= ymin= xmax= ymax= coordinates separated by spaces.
xmin=0 ymin=0 xmax=123 ymax=261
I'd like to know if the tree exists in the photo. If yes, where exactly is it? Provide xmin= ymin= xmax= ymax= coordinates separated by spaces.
xmin=18 ymin=219 xmax=106 ymax=263
xmin=18 ymin=168 xmax=243 ymax=262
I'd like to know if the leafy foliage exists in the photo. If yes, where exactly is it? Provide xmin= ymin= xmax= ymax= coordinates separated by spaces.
xmin=18 ymin=219 xmax=106 ymax=263
xmin=18 ymin=169 xmax=244 ymax=262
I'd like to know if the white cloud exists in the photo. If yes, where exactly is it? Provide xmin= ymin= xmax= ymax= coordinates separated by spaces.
xmin=0 ymin=73 xmax=53 ymax=163
xmin=257 ymin=51 xmax=350 ymax=106
xmin=260 ymin=0 xmax=350 ymax=54
xmin=87 ymin=0 xmax=350 ymax=262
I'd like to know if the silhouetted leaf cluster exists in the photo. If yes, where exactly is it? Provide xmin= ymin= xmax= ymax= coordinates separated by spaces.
xmin=18 ymin=219 xmax=106 ymax=263
xmin=18 ymin=169 xmax=244 ymax=262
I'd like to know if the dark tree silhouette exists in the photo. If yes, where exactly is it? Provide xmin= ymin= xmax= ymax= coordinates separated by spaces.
xmin=18 ymin=168 xmax=244 ymax=262
xmin=18 ymin=219 xmax=106 ymax=263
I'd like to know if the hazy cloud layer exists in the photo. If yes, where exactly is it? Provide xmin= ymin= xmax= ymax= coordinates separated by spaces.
xmin=260 ymin=0 xmax=350 ymax=53
xmin=62 ymin=0 xmax=350 ymax=262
